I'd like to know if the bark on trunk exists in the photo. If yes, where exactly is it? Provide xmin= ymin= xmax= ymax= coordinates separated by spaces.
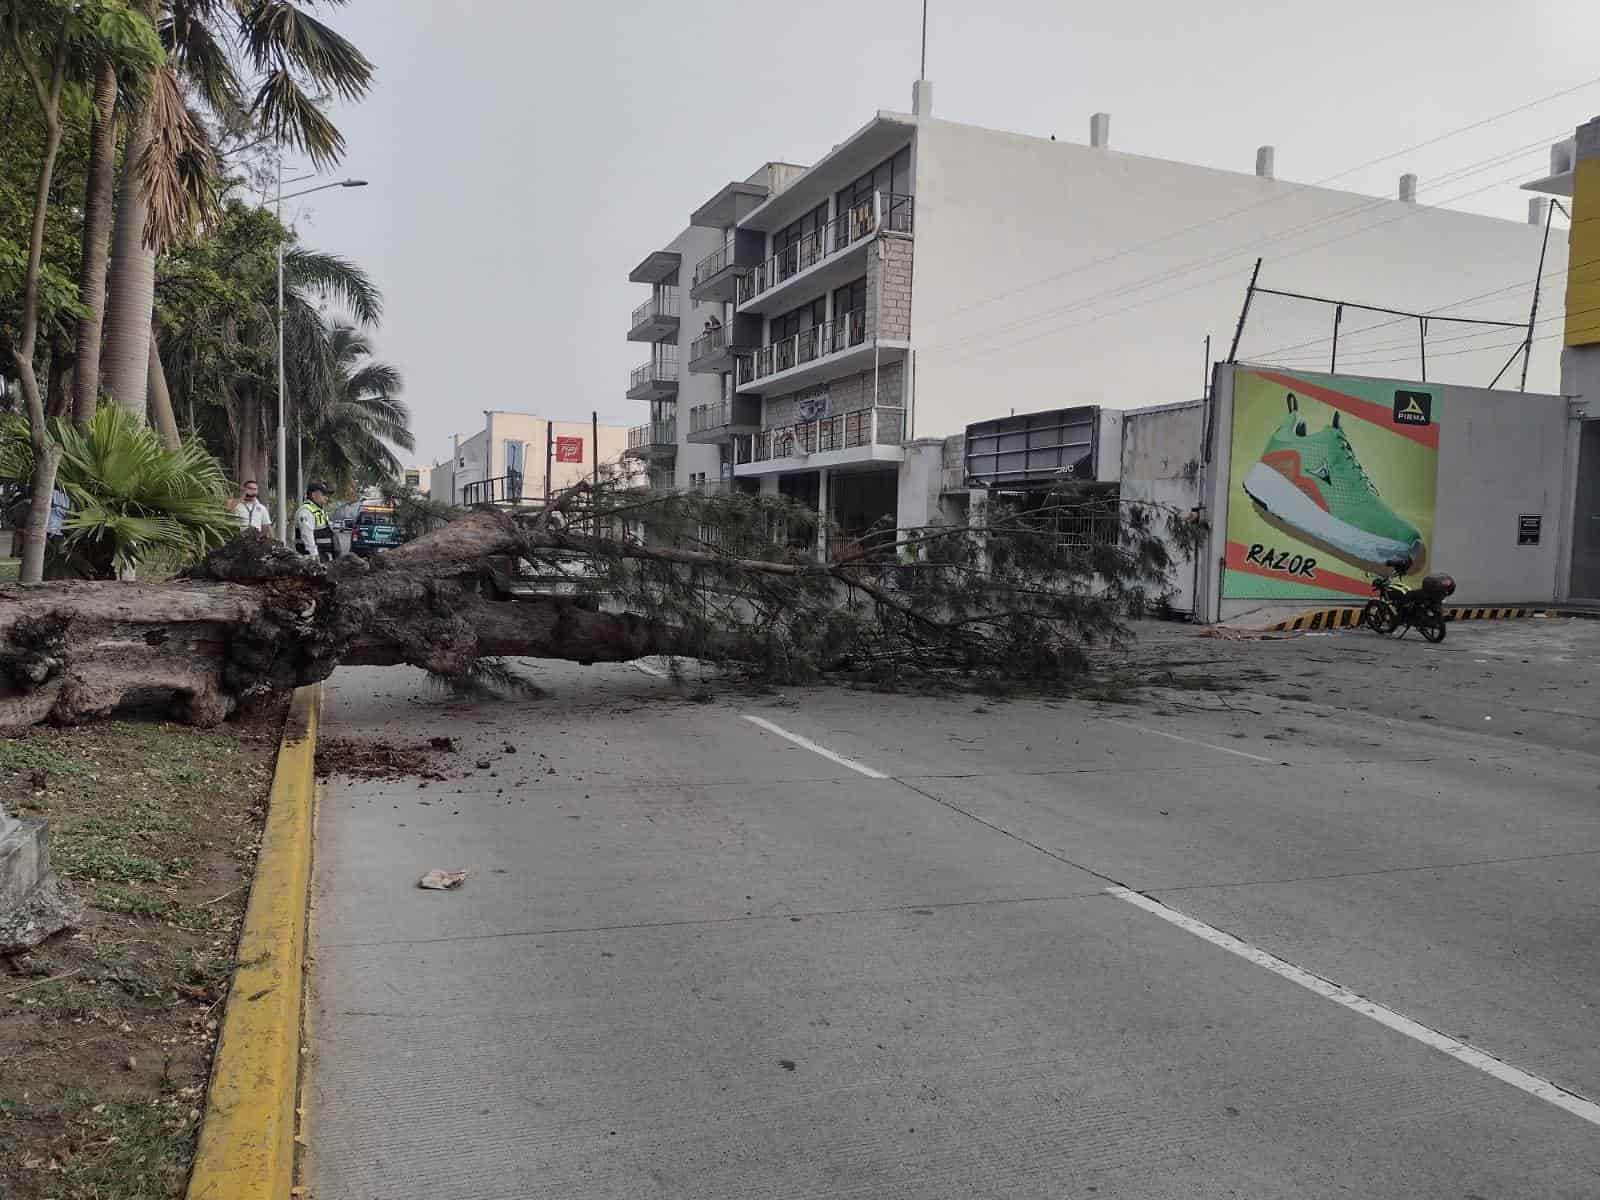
xmin=71 ymin=57 xmax=119 ymax=427
xmin=0 ymin=511 xmax=760 ymax=732
xmin=147 ymin=330 xmax=181 ymax=450
xmin=45 ymin=348 xmax=73 ymax=420
xmin=101 ymin=94 xmax=156 ymax=420
xmin=11 ymin=32 xmax=68 ymax=586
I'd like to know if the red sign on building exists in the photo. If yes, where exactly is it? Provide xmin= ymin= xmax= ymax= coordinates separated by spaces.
xmin=554 ymin=436 xmax=583 ymax=463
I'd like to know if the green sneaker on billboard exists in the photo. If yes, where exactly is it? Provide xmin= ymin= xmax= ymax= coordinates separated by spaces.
xmin=1241 ymin=393 xmax=1423 ymax=570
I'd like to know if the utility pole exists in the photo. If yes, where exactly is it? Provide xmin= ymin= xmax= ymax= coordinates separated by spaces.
xmin=1226 ymin=259 xmax=1262 ymax=363
xmin=544 ymin=420 xmax=554 ymax=504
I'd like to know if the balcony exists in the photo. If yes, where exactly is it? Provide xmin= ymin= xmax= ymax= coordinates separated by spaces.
xmin=627 ymin=348 xmax=679 ymax=401
xmin=736 ymin=308 xmax=909 ymax=395
xmin=687 ymin=396 xmax=761 ymax=445
xmin=627 ymin=289 xmax=680 ymax=342
xmin=689 ymin=232 xmax=762 ymax=303
xmin=628 ymin=249 xmax=681 ymax=285
xmin=460 ymin=474 xmax=526 ymax=506
xmin=736 ymin=192 xmax=913 ymax=316
xmin=624 ymin=417 xmax=678 ymax=461
xmin=733 ymin=406 xmax=907 ymax=477
xmin=687 ymin=324 xmax=753 ymax=375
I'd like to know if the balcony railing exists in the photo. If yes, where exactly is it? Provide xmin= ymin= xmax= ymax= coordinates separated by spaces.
xmin=630 ymin=289 xmax=679 ymax=328
xmin=689 ymin=325 xmax=732 ymax=362
xmin=628 ymin=418 xmax=677 ymax=450
xmin=736 ymin=406 xmax=905 ymax=464
xmin=751 ymin=310 xmax=866 ymax=382
xmin=461 ymin=473 xmax=524 ymax=506
xmin=692 ymin=241 xmax=742 ymax=289
xmin=689 ymin=401 xmax=733 ymax=434
xmin=737 ymin=192 xmax=913 ymax=305
xmin=630 ymin=347 xmax=680 ymax=392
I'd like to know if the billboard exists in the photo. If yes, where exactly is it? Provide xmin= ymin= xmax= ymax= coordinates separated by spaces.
xmin=1223 ymin=368 xmax=1439 ymax=601
xmin=554 ymin=436 xmax=584 ymax=463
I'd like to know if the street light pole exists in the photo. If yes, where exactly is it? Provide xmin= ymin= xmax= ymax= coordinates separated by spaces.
xmin=273 ymin=166 xmax=370 ymax=543
xmin=276 ymin=164 xmax=287 ymax=541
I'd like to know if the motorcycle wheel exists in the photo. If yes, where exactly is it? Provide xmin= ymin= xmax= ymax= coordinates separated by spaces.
xmin=1417 ymin=612 xmax=1447 ymax=643
xmin=1363 ymin=599 xmax=1399 ymax=634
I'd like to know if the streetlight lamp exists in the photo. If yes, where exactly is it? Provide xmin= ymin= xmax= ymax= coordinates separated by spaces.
xmin=275 ymin=164 xmax=369 ymax=544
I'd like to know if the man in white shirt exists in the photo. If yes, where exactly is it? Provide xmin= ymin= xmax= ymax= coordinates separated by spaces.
xmin=233 ymin=480 xmax=271 ymax=532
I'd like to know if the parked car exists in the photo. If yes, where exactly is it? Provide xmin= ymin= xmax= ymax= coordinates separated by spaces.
xmin=348 ymin=503 xmax=405 ymax=557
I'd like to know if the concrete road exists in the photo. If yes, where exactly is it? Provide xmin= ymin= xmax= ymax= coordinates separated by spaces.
xmin=308 ymin=618 xmax=1600 ymax=1199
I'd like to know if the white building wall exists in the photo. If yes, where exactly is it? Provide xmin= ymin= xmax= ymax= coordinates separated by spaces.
xmin=656 ymin=224 xmax=724 ymax=489
xmin=908 ymin=117 xmax=1568 ymax=442
xmin=441 ymin=413 xmax=630 ymax=503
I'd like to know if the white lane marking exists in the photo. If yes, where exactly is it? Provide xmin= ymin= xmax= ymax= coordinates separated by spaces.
xmin=1113 ymin=721 xmax=1277 ymax=764
xmin=1107 ymin=886 xmax=1600 ymax=1129
xmin=633 ymin=660 xmax=667 ymax=678
xmin=740 ymin=715 xmax=889 ymax=780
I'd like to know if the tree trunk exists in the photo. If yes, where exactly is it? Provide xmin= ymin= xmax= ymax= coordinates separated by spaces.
xmin=0 ymin=512 xmax=749 ymax=731
xmin=71 ymin=57 xmax=119 ymax=427
xmin=148 ymin=329 xmax=181 ymax=450
xmin=234 ymin=386 xmax=259 ymax=486
xmin=45 ymin=347 xmax=73 ymax=419
xmin=11 ymin=34 xmax=68 ymax=586
xmin=101 ymin=94 xmax=156 ymax=420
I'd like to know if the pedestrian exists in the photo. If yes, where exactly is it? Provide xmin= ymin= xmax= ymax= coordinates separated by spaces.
xmin=294 ymin=481 xmax=337 ymax=560
xmin=233 ymin=480 xmax=272 ymax=532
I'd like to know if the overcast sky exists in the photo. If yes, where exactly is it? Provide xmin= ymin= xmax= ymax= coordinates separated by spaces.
xmin=284 ymin=0 xmax=1600 ymax=466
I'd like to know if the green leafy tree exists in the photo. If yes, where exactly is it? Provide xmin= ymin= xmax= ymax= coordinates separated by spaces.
xmin=300 ymin=321 xmax=410 ymax=494
xmin=1 ymin=0 xmax=162 ymax=582
xmin=153 ymin=198 xmax=386 ymax=490
xmin=0 ymin=403 xmax=235 ymax=578
xmin=100 ymin=0 xmax=373 ymax=422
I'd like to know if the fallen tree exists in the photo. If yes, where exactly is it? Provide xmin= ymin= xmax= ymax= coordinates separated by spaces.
xmin=0 ymin=483 xmax=1201 ymax=732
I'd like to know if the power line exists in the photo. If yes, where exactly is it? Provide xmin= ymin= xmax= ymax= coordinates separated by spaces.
xmin=924 ymin=156 xmax=1561 ymax=370
xmin=910 ymin=71 xmax=1600 ymax=334
xmin=1253 ymin=298 xmax=1600 ymax=369
xmin=917 ymin=138 xmax=1559 ymax=362
xmin=1243 ymin=251 xmax=1598 ymax=361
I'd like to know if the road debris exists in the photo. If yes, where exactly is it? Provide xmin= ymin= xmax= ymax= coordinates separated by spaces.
xmin=418 ymin=868 xmax=470 ymax=890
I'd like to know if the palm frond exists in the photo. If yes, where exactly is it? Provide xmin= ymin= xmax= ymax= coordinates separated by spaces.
xmin=346 ymin=360 xmax=402 ymax=398
xmin=162 ymin=1 xmax=242 ymax=119
xmin=240 ymin=1 xmax=373 ymax=102
xmin=0 ymin=407 xmax=236 ymax=578
xmin=284 ymin=248 xmax=381 ymax=323
xmin=142 ymin=66 xmax=219 ymax=248
xmin=250 ymin=69 xmax=345 ymax=167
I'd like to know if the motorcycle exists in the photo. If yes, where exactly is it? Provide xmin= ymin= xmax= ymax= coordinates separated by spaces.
xmin=1361 ymin=558 xmax=1455 ymax=643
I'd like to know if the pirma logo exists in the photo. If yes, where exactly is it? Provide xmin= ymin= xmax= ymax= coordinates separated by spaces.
xmin=1393 ymin=390 xmax=1432 ymax=426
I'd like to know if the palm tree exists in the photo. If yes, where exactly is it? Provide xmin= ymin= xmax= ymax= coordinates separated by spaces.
xmin=99 ymin=0 xmax=373 ymax=421
xmin=155 ymin=208 xmax=384 ymax=492
xmin=299 ymin=321 xmax=411 ymax=495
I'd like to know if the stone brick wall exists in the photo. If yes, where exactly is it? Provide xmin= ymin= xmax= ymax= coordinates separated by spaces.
xmin=763 ymin=362 xmax=904 ymax=428
xmin=866 ymin=233 xmax=913 ymax=342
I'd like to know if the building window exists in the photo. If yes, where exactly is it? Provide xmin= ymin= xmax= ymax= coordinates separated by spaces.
xmin=770 ymin=296 xmax=827 ymax=372
xmin=505 ymin=440 xmax=524 ymax=492
xmin=835 ymin=146 xmax=912 ymax=221
xmin=771 ymin=202 xmax=828 ymax=281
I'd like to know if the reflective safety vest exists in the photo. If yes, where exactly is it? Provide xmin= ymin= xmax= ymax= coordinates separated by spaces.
xmin=295 ymin=500 xmax=335 ymax=558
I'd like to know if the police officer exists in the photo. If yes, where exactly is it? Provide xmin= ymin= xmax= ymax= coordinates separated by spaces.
xmin=294 ymin=481 xmax=337 ymax=560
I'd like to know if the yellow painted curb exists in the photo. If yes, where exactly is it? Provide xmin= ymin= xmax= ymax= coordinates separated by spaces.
xmin=187 ymin=684 xmax=321 ymax=1200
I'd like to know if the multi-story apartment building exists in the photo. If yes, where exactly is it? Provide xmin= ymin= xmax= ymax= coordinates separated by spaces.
xmin=625 ymin=82 xmax=1569 ymax=554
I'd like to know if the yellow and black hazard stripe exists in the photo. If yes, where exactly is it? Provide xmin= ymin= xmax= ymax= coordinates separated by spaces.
xmin=1444 ymin=607 xmax=1533 ymax=621
xmin=1266 ymin=605 xmax=1543 ymax=632
xmin=1269 ymin=607 xmax=1364 ymax=632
